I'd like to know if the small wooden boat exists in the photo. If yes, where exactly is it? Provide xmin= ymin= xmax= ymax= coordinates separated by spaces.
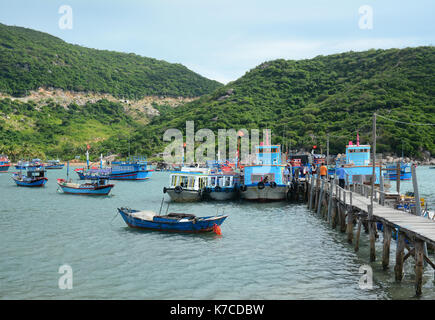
xmin=44 ymin=159 xmax=65 ymax=169
xmin=117 ymin=207 xmax=227 ymax=233
xmin=0 ymin=154 xmax=10 ymax=172
xmin=12 ymin=167 xmax=47 ymax=187
xmin=57 ymin=178 xmax=114 ymax=195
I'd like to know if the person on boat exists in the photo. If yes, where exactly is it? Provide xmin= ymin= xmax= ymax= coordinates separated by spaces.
xmin=336 ymin=165 xmax=347 ymax=188
xmin=311 ymin=164 xmax=317 ymax=175
xmin=320 ymin=163 xmax=328 ymax=180
xmin=283 ymin=165 xmax=291 ymax=184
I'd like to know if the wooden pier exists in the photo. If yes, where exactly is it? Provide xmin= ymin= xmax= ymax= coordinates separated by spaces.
xmin=303 ymin=174 xmax=435 ymax=296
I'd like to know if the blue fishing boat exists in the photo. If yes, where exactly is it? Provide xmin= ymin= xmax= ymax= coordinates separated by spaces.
xmin=12 ymin=167 xmax=48 ymax=187
xmin=15 ymin=158 xmax=43 ymax=170
xmin=57 ymin=178 xmax=114 ymax=195
xmin=58 ymin=161 xmax=114 ymax=195
xmin=0 ymin=155 xmax=10 ymax=172
xmin=109 ymin=156 xmax=153 ymax=180
xmin=334 ymin=139 xmax=381 ymax=185
xmin=240 ymin=144 xmax=289 ymax=201
xmin=383 ymin=162 xmax=412 ymax=180
xmin=117 ymin=207 xmax=227 ymax=233
xmin=75 ymin=156 xmax=153 ymax=181
xmin=44 ymin=159 xmax=65 ymax=169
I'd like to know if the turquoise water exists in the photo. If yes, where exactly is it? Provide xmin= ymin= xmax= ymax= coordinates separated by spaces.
xmin=0 ymin=166 xmax=434 ymax=300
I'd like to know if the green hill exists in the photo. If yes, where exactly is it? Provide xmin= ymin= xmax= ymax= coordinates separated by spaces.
xmin=137 ymin=46 xmax=435 ymax=158
xmin=0 ymin=23 xmax=222 ymax=98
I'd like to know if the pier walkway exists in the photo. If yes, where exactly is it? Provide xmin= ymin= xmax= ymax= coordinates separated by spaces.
xmin=304 ymin=174 xmax=435 ymax=296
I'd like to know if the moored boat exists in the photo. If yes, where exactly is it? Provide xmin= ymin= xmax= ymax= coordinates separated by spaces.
xmin=240 ymin=144 xmax=289 ymax=201
xmin=12 ymin=167 xmax=47 ymax=187
xmin=383 ymin=162 xmax=412 ymax=180
xmin=203 ymin=172 xmax=240 ymax=201
xmin=163 ymin=167 xmax=210 ymax=202
xmin=44 ymin=159 xmax=65 ymax=169
xmin=117 ymin=207 xmax=227 ymax=233
xmin=15 ymin=158 xmax=43 ymax=170
xmin=0 ymin=154 xmax=11 ymax=172
xmin=57 ymin=178 xmax=114 ymax=195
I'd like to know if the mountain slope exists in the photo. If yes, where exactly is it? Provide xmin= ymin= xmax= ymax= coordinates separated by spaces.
xmin=138 ymin=46 xmax=435 ymax=158
xmin=0 ymin=23 xmax=222 ymax=98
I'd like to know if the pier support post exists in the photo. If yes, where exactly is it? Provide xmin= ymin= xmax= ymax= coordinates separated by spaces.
xmin=368 ymin=205 xmax=376 ymax=262
xmin=355 ymin=217 xmax=362 ymax=252
xmin=394 ymin=232 xmax=405 ymax=281
xmin=309 ymin=175 xmax=315 ymax=211
xmin=317 ymin=179 xmax=325 ymax=215
xmin=382 ymin=224 xmax=392 ymax=270
xmin=346 ymin=209 xmax=353 ymax=244
xmin=327 ymin=179 xmax=334 ymax=223
xmin=340 ymin=204 xmax=346 ymax=233
xmin=415 ymin=239 xmax=424 ymax=296
xmin=331 ymin=199 xmax=338 ymax=229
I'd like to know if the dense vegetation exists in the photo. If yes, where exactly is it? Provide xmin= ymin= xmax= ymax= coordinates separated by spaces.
xmin=0 ymin=98 xmax=146 ymax=161
xmin=136 ymin=46 xmax=435 ymax=158
xmin=0 ymin=23 xmax=222 ymax=98
xmin=0 ymin=23 xmax=433 ymax=160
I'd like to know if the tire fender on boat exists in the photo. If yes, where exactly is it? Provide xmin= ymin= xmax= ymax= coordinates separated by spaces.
xmin=215 ymin=185 xmax=221 ymax=192
xmin=270 ymin=181 xmax=277 ymax=188
xmin=174 ymin=186 xmax=183 ymax=193
xmin=240 ymin=185 xmax=247 ymax=192
xmin=257 ymin=181 xmax=265 ymax=190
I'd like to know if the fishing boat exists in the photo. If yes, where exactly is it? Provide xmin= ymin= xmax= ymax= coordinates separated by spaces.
xmin=57 ymin=178 xmax=114 ymax=195
xmin=240 ymin=144 xmax=289 ymax=201
xmin=203 ymin=172 xmax=241 ymax=201
xmin=44 ymin=159 xmax=65 ymax=170
xmin=0 ymin=154 xmax=10 ymax=172
xmin=163 ymin=167 xmax=210 ymax=202
xmin=117 ymin=207 xmax=227 ymax=233
xmin=15 ymin=158 xmax=43 ymax=170
xmin=58 ymin=161 xmax=114 ymax=195
xmin=383 ymin=162 xmax=412 ymax=180
xmin=75 ymin=155 xmax=153 ymax=181
xmin=333 ymin=135 xmax=381 ymax=185
xmin=12 ymin=167 xmax=47 ymax=187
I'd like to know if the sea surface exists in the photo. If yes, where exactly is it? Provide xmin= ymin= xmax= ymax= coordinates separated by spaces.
xmin=0 ymin=166 xmax=434 ymax=300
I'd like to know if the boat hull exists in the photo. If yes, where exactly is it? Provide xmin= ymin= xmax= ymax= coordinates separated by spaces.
xmin=13 ymin=177 xmax=47 ymax=187
xmin=240 ymin=185 xmax=288 ymax=201
xmin=76 ymin=170 xmax=152 ymax=180
xmin=45 ymin=165 xmax=65 ymax=170
xmin=207 ymin=189 xmax=238 ymax=201
xmin=0 ymin=164 xmax=10 ymax=172
xmin=58 ymin=184 xmax=114 ymax=195
xmin=118 ymin=208 xmax=227 ymax=233
xmin=383 ymin=172 xmax=412 ymax=181
xmin=166 ymin=188 xmax=202 ymax=202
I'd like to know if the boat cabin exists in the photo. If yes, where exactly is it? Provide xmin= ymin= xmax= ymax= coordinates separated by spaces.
xmin=169 ymin=172 xmax=209 ymax=191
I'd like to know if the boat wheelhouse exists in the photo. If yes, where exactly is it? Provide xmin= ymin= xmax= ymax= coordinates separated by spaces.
xmin=12 ymin=167 xmax=48 ymax=187
xmin=240 ymin=145 xmax=289 ymax=201
xmin=15 ymin=159 xmax=43 ymax=170
xmin=0 ymin=154 xmax=10 ymax=172
xmin=163 ymin=167 xmax=210 ymax=202
xmin=335 ymin=141 xmax=381 ymax=185
xmin=203 ymin=172 xmax=240 ymax=201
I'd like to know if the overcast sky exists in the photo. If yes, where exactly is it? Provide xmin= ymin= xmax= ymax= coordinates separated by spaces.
xmin=1 ymin=0 xmax=434 ymax=83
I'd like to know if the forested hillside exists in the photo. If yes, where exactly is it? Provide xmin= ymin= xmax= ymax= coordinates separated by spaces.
xmin=0 ymin=23 xmax=222 ymax=98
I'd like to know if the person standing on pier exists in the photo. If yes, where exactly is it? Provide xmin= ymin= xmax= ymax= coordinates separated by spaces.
xmin=336 ymin=165 xmax=347 ymax=188
xmin=320 ymin=163 xmax=328 ymax=180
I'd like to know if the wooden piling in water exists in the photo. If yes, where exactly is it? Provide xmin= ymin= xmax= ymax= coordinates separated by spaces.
xmin=317 ymin=179 xmax=325 ymax=215
xmin=382 ymin=224 xmax=392 ymax=270
xmin=355 ymin=217 xmax=362 ymax=252
xmin=340 ymin=204 xmax=346 ymax=233
xmin=346 ymin=209 xmax=353 ymax=244
xmin=415 ymin=239 xmax=425 ymax=296
xmin=394 ymin=232 xmax=406 ymax=281
xmin=368 ymin=205 xmax=376 ymax=262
